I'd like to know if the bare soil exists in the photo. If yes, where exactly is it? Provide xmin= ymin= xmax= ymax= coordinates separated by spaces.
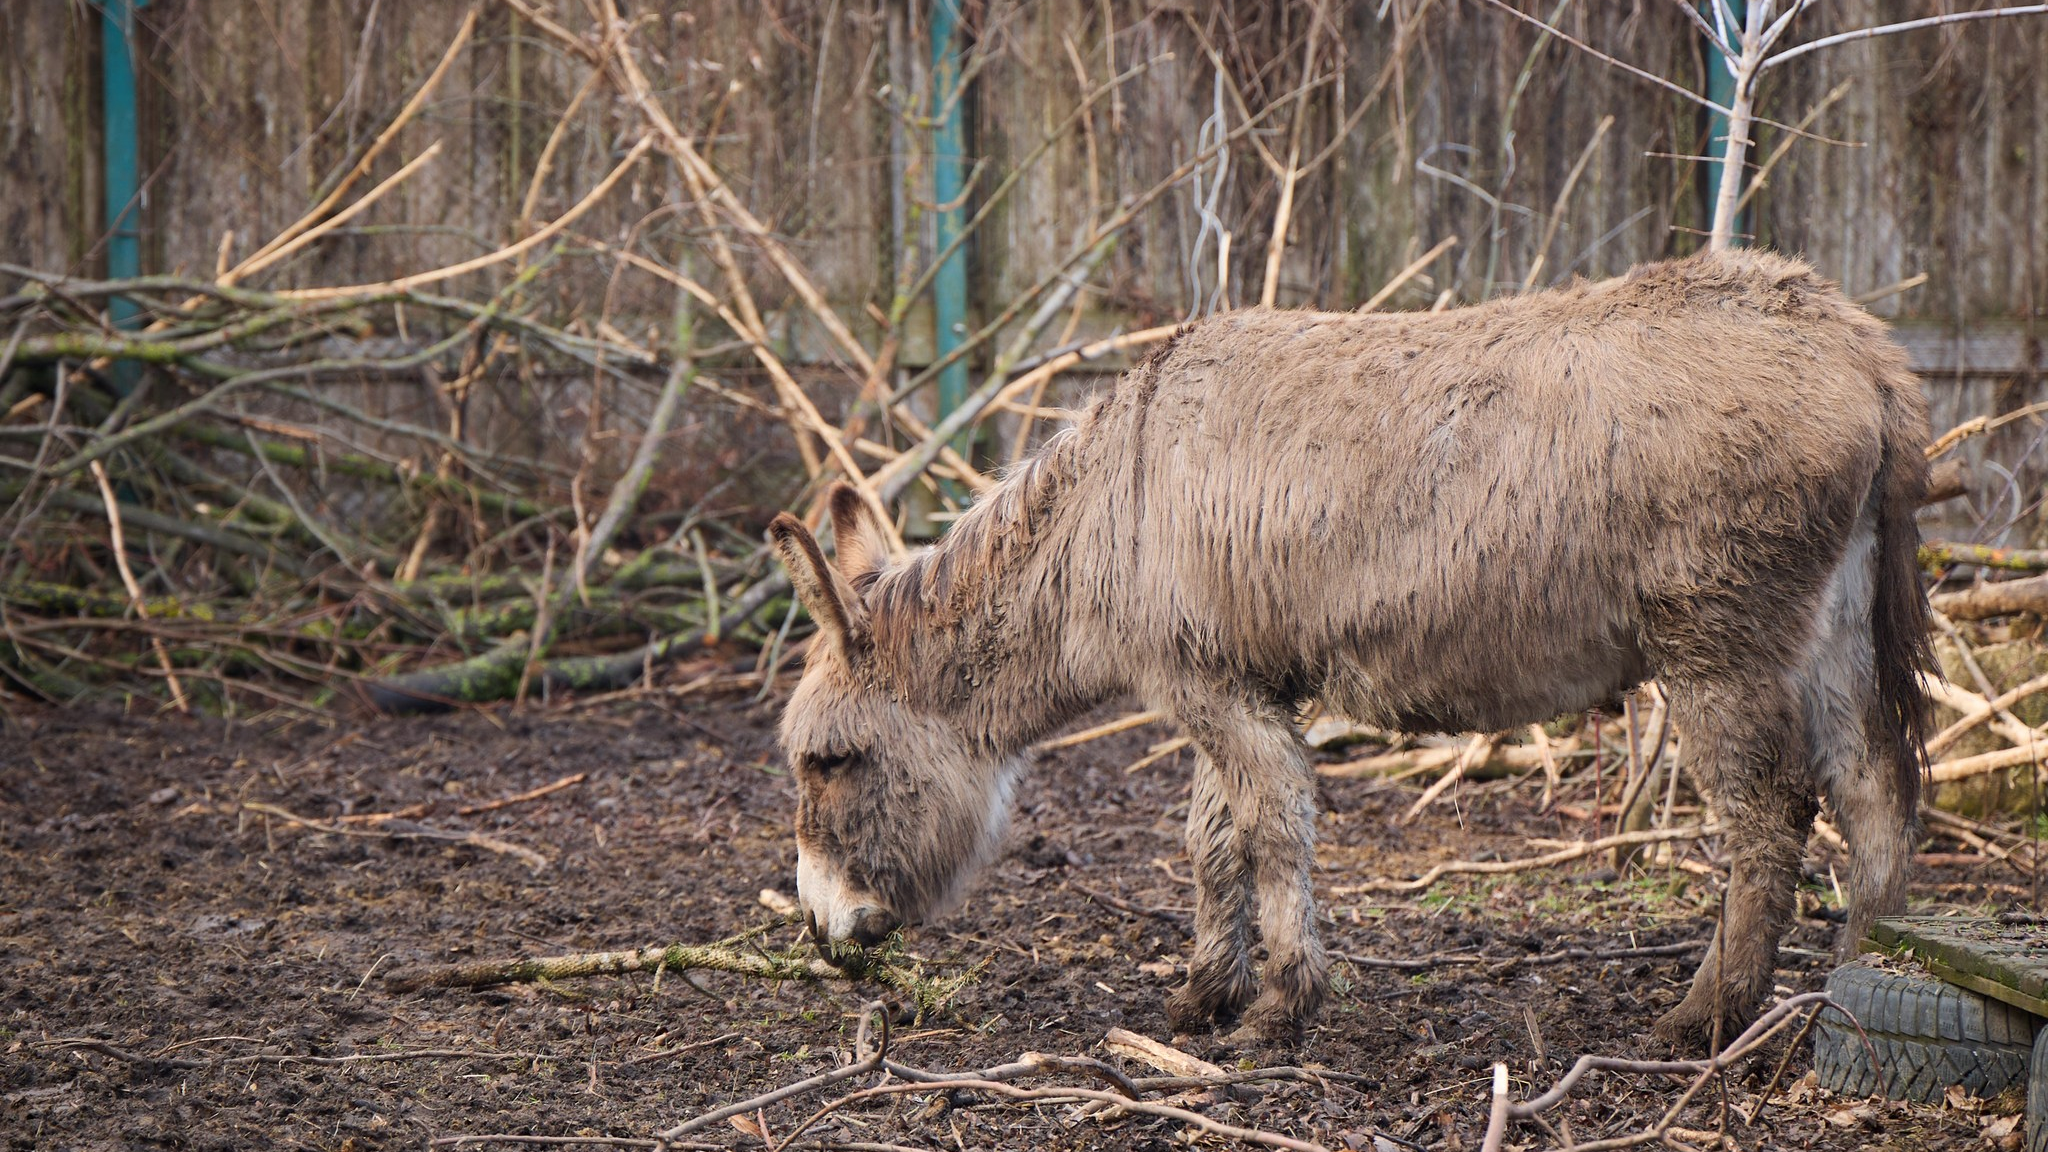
xmin=1 ymin=684 xmax=2035 ymax=1151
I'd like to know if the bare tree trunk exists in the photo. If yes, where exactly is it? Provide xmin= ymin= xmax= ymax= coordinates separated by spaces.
xmin=1708 ymin=4 xmax=1766 ymax=253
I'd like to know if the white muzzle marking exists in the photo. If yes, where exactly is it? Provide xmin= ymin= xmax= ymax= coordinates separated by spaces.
xmin=796 ymin=848 xmax=869 ymax=943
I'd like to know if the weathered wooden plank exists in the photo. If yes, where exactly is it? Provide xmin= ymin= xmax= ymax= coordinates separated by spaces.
xmin=1864 ymin=916 xmax=2048 ymax=1021
xmin=1891 ymin=321 xmax=2042 ymax=378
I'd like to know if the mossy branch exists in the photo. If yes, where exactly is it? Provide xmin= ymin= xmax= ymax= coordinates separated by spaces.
xmin=382 ymin=939 xmax=980 ymax=1018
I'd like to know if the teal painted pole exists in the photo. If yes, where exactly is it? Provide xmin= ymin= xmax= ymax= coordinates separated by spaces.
xmin=102 ymin=0 xmax=148 ymax=331
xmin=1700 ymin=2 xmax=1746 ymax=246
xmin=928 ymin=0 xmax=969 ymax=438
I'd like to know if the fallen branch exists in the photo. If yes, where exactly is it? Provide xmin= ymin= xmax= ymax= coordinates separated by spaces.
xmin=1399 ymin=732 xmax=1494 ymax=824
xmin=1921 ymin=541 xmax=2048 ymax=573
xmin=1320 ymin=734 xmax=1582 ymax=780
xmin=381 ymin=941 xmax=976 ymax=1018
xmin=765 ymin=1071 xmax=1323 ymax=1152
xmin=1334 ymin=939 xmax=1703 ymax=973
xmin=1930 ymin=743 xmax=2048 ymax=784
xmin=1329 ymin=824 xmax=1720 ymax=894
xmin=1931 ymin=573 xmax=2048 ymax=621
xmin=1923 ymin=458 xmax=1969 ymax=504
xmin=1925 ymin=669 xmax=2048 ymax=757
xmin=1034 ymin=709 xmax=1165 ymax=751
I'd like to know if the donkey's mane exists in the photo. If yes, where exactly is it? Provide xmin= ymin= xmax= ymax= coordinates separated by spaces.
xmin=866 ymin=403 xmax=1099 ymax=631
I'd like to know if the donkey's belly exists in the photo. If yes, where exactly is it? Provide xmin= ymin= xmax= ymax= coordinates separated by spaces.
xmin=1319 ymin=612 xmax=1653 ymax=734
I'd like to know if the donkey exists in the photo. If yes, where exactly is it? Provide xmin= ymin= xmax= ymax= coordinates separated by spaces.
xmin=770 ymin=249 xmax=1930 ymax=1048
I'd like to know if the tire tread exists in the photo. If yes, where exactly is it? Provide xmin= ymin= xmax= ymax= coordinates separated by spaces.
xmin=2026 ymin=1023 xmax=2045 ymax=1152
xmin=1813 ymin=963 xmax=2039 ymax=1105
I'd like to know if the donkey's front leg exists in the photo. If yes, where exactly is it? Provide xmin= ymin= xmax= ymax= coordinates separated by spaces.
xmin=1173 ymin=699 xmax=1327 ymax=1046
xmin=1166 ymin=753 xmax=1256 ymax=1034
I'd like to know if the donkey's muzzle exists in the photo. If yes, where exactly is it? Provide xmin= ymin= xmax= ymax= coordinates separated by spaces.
xmin=844 ymin=907 xmax=901 ymax=949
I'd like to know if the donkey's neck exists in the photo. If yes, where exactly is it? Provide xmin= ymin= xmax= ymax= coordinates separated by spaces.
xmin=865 ymin=427 xmax=1118 ymax=752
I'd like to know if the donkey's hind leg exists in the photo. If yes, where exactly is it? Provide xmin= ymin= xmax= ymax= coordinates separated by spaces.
xmin=1801 ymin=515 xmax=1916 ymax=955
xmin=1166 ymin=752 xmax=1257 ymax=1034
xmin=1653 ymin=672 xmax=1816 ymax=1047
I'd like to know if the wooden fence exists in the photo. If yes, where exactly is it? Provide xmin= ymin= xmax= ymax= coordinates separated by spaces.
xmin=3 ymin=1 xmax=2043 ymax=523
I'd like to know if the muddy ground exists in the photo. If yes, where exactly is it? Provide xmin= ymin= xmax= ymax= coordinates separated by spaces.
xmin=2 ymin=676 xmax=2037 ymax=1151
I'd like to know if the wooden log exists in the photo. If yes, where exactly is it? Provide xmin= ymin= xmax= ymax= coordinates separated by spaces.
xmin=1930 ymin=574 xmax=2048 ymax=621
xmin=1920 ymin=541 xmax=2048 ymax=573
xmin=1922 ymin=459 xmax=1970 ymax=505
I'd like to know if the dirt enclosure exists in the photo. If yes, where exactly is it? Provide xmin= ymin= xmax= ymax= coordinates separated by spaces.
xmin=1 ymin=684 xmax=2031 ymax=1151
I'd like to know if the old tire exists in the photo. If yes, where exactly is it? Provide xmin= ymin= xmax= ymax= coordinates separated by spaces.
xmin=2029 ymin=1023 xmax=2046 ymax=1152
xmin=1812 ymin=962 xmax=2038 ymax=1103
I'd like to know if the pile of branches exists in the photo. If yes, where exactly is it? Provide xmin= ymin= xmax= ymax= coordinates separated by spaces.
xmin=0 ymin=262 xmax=794 ymax=714
xmin=0 ymin=0 xmax=1422 ymax=717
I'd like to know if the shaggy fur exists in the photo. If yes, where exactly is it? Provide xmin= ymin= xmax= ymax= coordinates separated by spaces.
xmin=772 ymin=249 xmax=1931 ymax=1048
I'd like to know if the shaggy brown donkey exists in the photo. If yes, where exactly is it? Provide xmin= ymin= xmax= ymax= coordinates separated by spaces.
xmin=771 ymin=249 xmax=1929 ymax=1048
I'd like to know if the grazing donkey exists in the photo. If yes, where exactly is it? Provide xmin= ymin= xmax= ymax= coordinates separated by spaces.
xmin=771 ymin=250 xmax=1930 ymax=1047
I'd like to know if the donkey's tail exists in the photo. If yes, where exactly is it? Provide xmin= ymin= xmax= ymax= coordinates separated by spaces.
xmin=1869 ymin=359 xmax=1932 ymax=811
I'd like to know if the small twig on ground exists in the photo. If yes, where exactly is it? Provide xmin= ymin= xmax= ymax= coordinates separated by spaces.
xmin=1069 ymin=881 xmax=1189 ymax=923
xmin=623 ymin=1031 xmax=744 ymax=1066
xmin=1747 ymin=1001 xmax=1826 ymax=1125
xmin=432 ymin=1137 xmax=677 ymax=1150
xmin=1124 ymin=735 xmax=1193 ymax=773
xmin=87 ymin=460 xmax=189 ymax=712
xmin=456 ymin=772 xmax=587 ymax=816
xmin=242 ymin=802 xmax=550 ymax=870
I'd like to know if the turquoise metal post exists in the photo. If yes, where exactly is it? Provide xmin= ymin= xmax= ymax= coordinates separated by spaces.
xmin=102 ymin=0 xmax=148 ymax=328
xmin=928 ymin=0 xmax=969 ymax=440
xmin=1700 ymin=1 xmax=1746 ymax=246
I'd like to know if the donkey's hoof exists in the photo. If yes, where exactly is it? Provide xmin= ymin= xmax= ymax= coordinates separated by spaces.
xmin=1165 ymin=989 xmax=1217 ymax=1035
xmin=1166 ymin=969 xmax=1255 ymax=1034
xmin=1651 ymin=998 xmax=1752 ymax=1051
xmin=1222 ymin=1019 xmax=1303 ymax=1057
xmin=1223 ymin=1000 xmax=1306 ymax=1053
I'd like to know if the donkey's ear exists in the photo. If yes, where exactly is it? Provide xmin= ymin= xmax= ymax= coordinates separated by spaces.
xmin=826 ymin=482 xmax=892 ymax=584
xmin=768 ymin=512 xmax=870 ymax=652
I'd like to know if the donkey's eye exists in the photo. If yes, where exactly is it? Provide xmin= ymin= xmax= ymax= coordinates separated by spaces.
xmin=810 ymin=750 xmax=857 ymax=775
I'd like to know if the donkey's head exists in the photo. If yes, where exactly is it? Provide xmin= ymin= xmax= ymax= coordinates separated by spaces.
xmin=769 ymin=485 xmax=1016 ymax=953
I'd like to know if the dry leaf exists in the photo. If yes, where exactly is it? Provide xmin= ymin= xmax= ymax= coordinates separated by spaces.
xmin=1822 ymin=1101 xmax=1877 ymax=1128
xmin=1981 ymin=1113 xmax=2021 ymax=1140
